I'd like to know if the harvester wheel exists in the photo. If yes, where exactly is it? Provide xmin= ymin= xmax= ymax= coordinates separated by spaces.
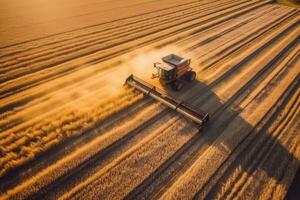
xmin=186 ymin=71 xmax=196 ymax=82
xmin=171 ymin=81 xmax=183 ymax=91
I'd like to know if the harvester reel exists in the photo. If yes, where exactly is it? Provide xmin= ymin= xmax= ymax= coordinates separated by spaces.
xmin=125 ymin=74 xmax=209 ymax=129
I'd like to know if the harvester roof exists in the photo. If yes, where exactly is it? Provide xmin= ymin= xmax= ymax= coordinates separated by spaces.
xmin=162 ymin=54 xmax=189 ymax=66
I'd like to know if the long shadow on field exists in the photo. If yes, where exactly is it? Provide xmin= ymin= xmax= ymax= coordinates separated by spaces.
xmin=124 ymin=76 xmax=299 ymax=199
xmin=0 ymin=76 xmax=298 ymax=199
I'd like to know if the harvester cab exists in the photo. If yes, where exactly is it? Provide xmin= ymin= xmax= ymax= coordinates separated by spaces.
xmin=125 ymin=54 xmax=209 ymax=129
xmin=152 ymin=54 xmax=196 ymax=91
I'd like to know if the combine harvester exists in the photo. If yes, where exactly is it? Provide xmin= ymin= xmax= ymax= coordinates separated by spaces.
xmin=125 ymin=54 xmax=209 ymax=129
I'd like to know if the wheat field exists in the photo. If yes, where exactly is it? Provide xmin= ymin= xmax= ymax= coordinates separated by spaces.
xmin=0 ymin=0 xmax=299 ymax=199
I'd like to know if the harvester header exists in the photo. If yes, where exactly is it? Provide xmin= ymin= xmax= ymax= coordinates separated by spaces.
xmin=125 ymin=74 xmax=209 ymax=128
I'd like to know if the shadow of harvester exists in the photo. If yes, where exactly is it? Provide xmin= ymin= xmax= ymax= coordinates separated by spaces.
xmin=124 ymin=74 xmax=299 ymax=199
xmin=0 ymin=73 xmax=298 ymax=199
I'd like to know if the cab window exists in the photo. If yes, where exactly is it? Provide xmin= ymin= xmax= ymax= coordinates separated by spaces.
xmin=159 ymin=68 xmax=173 ymax=80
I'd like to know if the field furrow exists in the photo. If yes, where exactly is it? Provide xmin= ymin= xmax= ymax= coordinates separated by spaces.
xmin=0 ymin=0 xmax=299 ymax=199
xmin=0 ymin=0 xmax=271 ymax=99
